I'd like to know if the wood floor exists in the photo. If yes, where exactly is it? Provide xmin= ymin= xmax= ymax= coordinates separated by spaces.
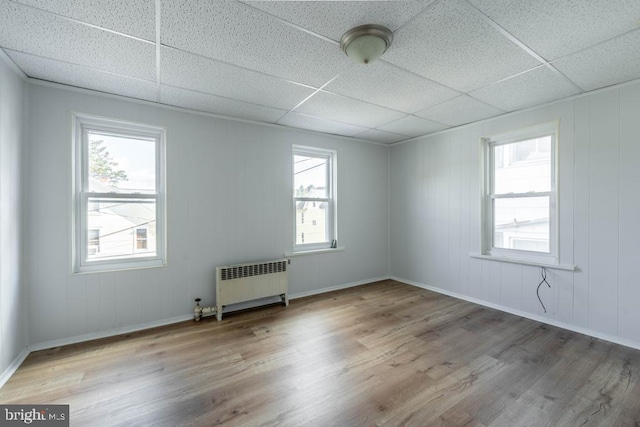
xmin=1 ymin=280 xmax=639 ymax=426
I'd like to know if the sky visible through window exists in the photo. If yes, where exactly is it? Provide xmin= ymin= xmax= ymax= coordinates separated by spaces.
xmin=88 ymin=133 xmax=155 ymax=192
xmin=294 ymin=154 xmax=327 ymax=197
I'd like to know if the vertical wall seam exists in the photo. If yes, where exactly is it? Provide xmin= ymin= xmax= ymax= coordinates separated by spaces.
xmin=586 ymin=96 xmax=591 ymax=330
xmin=616 ymin=89 xmax=621 ymax=337
xmin=387 ymin=145 xmax=391 ymax=277
xmin=570 ymin=100 xmax=575 ymax=324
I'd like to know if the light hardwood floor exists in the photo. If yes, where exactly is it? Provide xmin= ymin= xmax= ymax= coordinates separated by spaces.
xmin=1 ymin=280 xmax=639 ymax=426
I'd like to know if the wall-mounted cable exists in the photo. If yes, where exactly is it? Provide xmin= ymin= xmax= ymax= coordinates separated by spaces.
xmin=536 ymin=266 xmax=551 ymax=313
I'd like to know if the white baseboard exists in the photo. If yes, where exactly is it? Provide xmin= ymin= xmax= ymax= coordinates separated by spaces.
xmin=24 ymin=276 xmax=390 ymax=351
xmin=290 ymin=276 xmax=391 ymax=300
xmin=0 ymin=348 xmax=30 ymax=390
xmin=0 ymin=276 xmax=387 ymax=389
xmin=392 ymin=276 xmax=640 ymax=351
xmin=28 ymin=315 xmax=193 ymax=352
xmin=213 ymin=276 xmax=392 ymax=315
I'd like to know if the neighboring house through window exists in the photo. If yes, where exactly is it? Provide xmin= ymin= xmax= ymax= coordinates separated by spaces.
xmin=88 ymin=229 xmax=100 ymax=255
xmin=136 ymin=228 xmax=148 ymax=250
xmin=73 ymin=113 xmax=166 ymax=273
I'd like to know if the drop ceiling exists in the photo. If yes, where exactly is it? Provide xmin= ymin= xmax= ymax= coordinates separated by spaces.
xmin=2 ymin=0 xmax=640 ymax=145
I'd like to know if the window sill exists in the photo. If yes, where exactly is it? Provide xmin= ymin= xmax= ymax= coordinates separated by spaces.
xmin=469 ymin=253 xmax=575 ymax=271
xmin=74 ymin=259 xmax=166 ymax=275
xmin=284 ymin=247 xmax=345 ymax=257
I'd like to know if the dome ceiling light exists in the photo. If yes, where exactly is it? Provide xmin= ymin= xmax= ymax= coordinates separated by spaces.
xmin=340 ymin=24 xmax=393 ymax=65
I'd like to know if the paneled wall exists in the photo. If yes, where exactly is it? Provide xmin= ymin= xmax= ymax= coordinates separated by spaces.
xmin=390 ymin=81 xmax=640 ymax=347
xmin=25 ymin=84 xmax=389 ymax=346
xmin=0 ymin=57 xmax=27 ymax=378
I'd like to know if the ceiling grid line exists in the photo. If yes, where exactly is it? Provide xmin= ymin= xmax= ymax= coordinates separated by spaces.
xmin=7 ymin=0 xmax=155 ymax=44
xmin=278 ymin=110 xmax=376 ymax=139
xmin=155 ymin=0 xmax=161 ymax=102
xmin=160 ymin=83 xmax=290 ymax=116
xmin=2 ymin=0 xmax=640 ymax=144
xmin=276 ymin=72 xmax=350 ymax=123
xmin=459 ymin=0 xmax=548 ymax=64
xmin=378 ymin=59 xmax=462 ymax=97
xmin=160 ymin=44 xmax=319 ymax=92
xmin=235 ymin=0 xmax=339 ymax=46
xmin=3 ymin=49 xmax=157 ymax=84
xmin=391 ymin=0 xmax=443 ymax=35
xmin=550 ymin=26 xmax=640 ymax=64
xmin=458 ymin=0 xmax=584 ymax=94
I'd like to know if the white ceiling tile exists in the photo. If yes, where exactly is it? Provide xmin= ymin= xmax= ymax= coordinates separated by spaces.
xmin=13 ymin=0 xmax=155 ymax=41
xmin=470 ymin=66 xmax=581 ymax=111
xmin=416 ymin=95 xmax=503 ymax=126
xmin=161 ymin=47 xmax=315 ymax=111
xmin=160 ymin=85 xmax=287 ymax=123
xmin=278 ymin=112 xmax=369 ymax=137
xmin=469 ymin=0 xmax=640 ymax=61
xmin=6 ymin=49 xmax=158 ymax=101
xmin=161 ymin=1 xmax=353 ymax=87
xmin=295 ymin=91 xmax=405 ymax=128
xmin=0 ymin=0 xmax=155 ymax=81
xmin=377 ymin=115 xmax=448 ymax=137
xmin=356 ymin=129 xmax=407 ymax=145
xmin=383 ymin=0 xmax=540 ymax=92
xmin=552 ymin=30 xmax=640 ymax=92
xmin=242 ymin=1 xmax=429 ymax=41
xmin=2 ymin=0 xmax=638 ymax=140
xmin=325 ymin=60 xmax=460 ymax=114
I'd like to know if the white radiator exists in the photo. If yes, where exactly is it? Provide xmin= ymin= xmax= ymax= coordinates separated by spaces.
xmin=215 ymin=259 xmax=289 ymax=321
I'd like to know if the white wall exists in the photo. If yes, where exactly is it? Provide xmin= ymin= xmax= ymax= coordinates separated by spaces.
xmin=25 ymin=84 xmax=389 ymax=346
xmin=0 ymin=57 xmax=27 ymax=378
xmin=390 ymin=81 xmax=640 ymax=348
xmin=19 ymin=69 xmax=640 ymax=357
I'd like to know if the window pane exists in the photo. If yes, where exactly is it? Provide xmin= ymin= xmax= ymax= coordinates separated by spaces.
xmin=493 ymin=196 xmax=549 ymax=253
xmin=295 ymin=200 xmax=328 ymax=245
xmin=294 ymin=155 xmax=328 ymax=198
xmin=493 ymin=136 xmax=551 ymax=194
xmin=87 ymin=198 xmax=157 ymax=260
xmin=88 ymin=132 xmax=156 ymax=194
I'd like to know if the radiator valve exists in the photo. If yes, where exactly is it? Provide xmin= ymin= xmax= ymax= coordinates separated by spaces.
xmin=194 ymin=298 xmax=217 ymax=321
xmin=194 ymin=298 xmax=202 ymax=321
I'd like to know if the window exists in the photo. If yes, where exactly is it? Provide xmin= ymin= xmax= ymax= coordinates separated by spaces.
xmin=88 ymin=229 xmax=100 ymax=255
xmin=73 ymin=114 xmax=166 ymax=273
xmin=482 ymin=122 xmax=557 ymax=263
xmin=293 ymin=146 xmax=336 ymax=251
xmin=135 ymin=228 xmax=148 ymax=250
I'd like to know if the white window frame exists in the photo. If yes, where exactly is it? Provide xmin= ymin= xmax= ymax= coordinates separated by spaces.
xmin=292 ymin=146 xmax=337 ymax=252
xmin=481 ymin=121 xmax=558 ymax=265
xmin=72 ymin=113 xmax=166 ymax=273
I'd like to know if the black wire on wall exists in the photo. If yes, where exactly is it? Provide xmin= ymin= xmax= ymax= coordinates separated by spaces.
xmin=537 ymin=266 xmax=551 ymax=313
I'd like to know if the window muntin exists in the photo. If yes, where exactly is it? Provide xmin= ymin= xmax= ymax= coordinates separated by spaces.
xmin=73 ymin=114 xmax=166 ymax=273
xmin=293 ymin=146 xmax=336 ymax=251
xmin=483 ymin=122 xmax=557 ymax=262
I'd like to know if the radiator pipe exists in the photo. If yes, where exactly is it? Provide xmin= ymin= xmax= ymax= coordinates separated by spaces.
xmin=194 ymin=298 xmax=217 ymax=321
